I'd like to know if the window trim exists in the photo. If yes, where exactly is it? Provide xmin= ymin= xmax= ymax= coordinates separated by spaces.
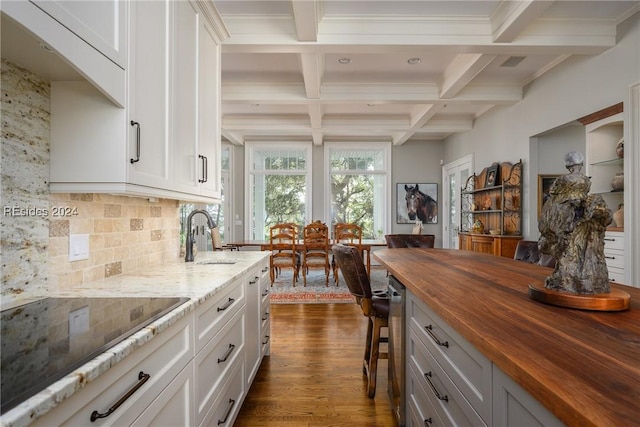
xmin=323 ymin=142 xmax=392 ymax=237
xmin=245 ymin=142 xmax=313 ymax=239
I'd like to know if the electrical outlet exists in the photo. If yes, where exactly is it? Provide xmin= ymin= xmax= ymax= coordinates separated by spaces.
xmin=69 ymin=234 xmax=89 ymax=261
xmin=69 ymin=306 xmax=90 ymax=336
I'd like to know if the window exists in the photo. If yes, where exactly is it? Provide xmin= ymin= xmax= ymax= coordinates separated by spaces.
xmin=246 ymin=144 xmax=311 ymax=239
xmin=325 ymin=144 xmax=391 ymax=239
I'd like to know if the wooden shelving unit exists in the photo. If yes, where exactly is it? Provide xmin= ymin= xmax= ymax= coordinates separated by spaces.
xmin=459 ymin=160 xmax=523 ymax=258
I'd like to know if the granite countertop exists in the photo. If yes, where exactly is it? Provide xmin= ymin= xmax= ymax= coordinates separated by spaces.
xmin=1 ymin=251 xmax=270 ymax=427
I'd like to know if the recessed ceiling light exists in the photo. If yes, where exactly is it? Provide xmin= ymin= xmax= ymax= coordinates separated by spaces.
xmin=338 ymin=57 xmax=351 ymax=64
xmin=407 ymin=57 xmax=421 ymax=65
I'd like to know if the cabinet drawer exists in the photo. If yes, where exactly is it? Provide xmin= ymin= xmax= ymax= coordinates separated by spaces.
xmin=408 ymin=296 xmax=492 ymax=422
xmin=261 ymin=318 xmax=271 ymax=357
xmin=195 ymin=281 xmax=245 ymax=353
xmin=200 ymin=358 xmax=245 ymax=427
xmin=608 ymin=266 xmax=625 ymax=283
xmin=604 ymin=248 xmax=624 ymax=269
xmin=409 ymin=328 xmax=486 ymax=427
xmin=408 ymin=363 xmax=446 ymax=427
xmin=32 ymin=314 xmax=193 ymax=427
xmin=194 ymin=308 xmax=245 ymax=424
xmin=604 ymin=232 xmax=624 ymax=250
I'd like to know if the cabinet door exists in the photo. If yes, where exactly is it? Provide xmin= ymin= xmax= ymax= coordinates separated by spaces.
xmin=131 ymin=364 xmax=195 ymax=427
xmin=127 ymin=0 xmax=171 ymax=190
xmin=173 ymin=0 xmax=200 ymax=195
xmin=471 ymin=235 xmax=494 ymax=254
xmin=197 ymin=17 xmax=222 ymax=199
xmin=30 ymin=0 xmax=127 ymax=68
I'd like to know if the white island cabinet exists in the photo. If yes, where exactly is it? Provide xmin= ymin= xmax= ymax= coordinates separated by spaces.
xmin=47 ymin=0 xmax=229 ymax=204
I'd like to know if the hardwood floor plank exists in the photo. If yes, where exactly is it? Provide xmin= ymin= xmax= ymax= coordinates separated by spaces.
xmin=235 ymin=303 xmax=397 ymax=427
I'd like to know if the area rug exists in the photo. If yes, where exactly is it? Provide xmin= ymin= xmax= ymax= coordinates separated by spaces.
xmin=269 ymin=266 xmax=389 ymax=304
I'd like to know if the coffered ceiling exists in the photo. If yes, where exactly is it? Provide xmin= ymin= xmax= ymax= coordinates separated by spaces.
xmin=215 ymin=0 xmax=639 ymax=145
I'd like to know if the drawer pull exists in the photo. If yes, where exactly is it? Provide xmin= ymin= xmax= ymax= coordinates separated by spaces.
xmin=217 ymin=343 xmax=236 ymax=363
xmin=424 ymin=418 xmax=433 ymax=425
xmin=424 ymin=371 xmax=449 ymax=402
xmin=262 ymin=266 xmax=269 ymax=272
xmin=217 ymin=297 xmax=235 ymax=312
xmin=262 ymin=289 xmax=269 ymax=297
xmin=605 ymin=256 xmax=615 ymax=260
xmin=262 ymin=311 xmax=269 ymax=321
xmin=424 ymin=325 xmax=449 ymax=348
xmin=90 ymin=371 xmax=150 ymax=422
xmin=604 ymin=238 xmax=615 ymax=241
xmin=263 ymin=335 xmax=270 ymax=345
xmin=217 ymin=398 xmax=236 ymax=425
xmin=249 ymin=277 xmax=258 ymax=285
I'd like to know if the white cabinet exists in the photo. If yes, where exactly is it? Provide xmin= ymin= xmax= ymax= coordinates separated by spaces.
xmin=48 ymin=0 xmax=229 ymax=204
xmin=31 ymin=313 xmax=193 ymax=427
xmin=245 ymin=260 xmax=270 ymax=388
xmin=2 ymin=0 xmax=126 ymax=106
xmin=173 ymin=1 xmax=222 ymax=199
xmin=604 ymin=230 xmax=625 ymax=283
xmin=406 ymin=290 xmax=564 ymax=427
xmin=585 ymin=110 xmax=628 ymax=284
xmin=30 ymin=0 xmax=127 ymax=69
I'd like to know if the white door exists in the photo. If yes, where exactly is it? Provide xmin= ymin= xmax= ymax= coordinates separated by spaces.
xmin=442 ymin=155 xmax=474 ymax=249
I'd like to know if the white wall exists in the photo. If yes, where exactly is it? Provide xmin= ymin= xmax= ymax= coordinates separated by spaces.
xmin=444 ymin=13 xmax=639 ymax=240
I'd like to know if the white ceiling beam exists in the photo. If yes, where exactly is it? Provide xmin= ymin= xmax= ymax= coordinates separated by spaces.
xmin=299 ymin=53 xmax=324 ymax=98
xmin=393 ymin=104 xmax=443 ymax=146
xmin=221 ymin=129 xmax=244 ymax=146
xmin=439 ymin=54 xmax=497 ymax=99
xmin=223 ymin=82 xmax=522 ymax=104
xmin=291 ymin=0 xmax=319 ymax=42
xmin=307 ymin=104 xmax=323 ymax=129
xmin=491 ymin=1 xmax=555 ymax=43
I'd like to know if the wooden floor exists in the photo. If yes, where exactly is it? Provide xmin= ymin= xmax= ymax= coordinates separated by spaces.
xmin=234 ymin=303 xmax=398 ymax=427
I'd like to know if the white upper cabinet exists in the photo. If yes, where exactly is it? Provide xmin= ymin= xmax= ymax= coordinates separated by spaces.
xmin=173 ymin=0 xmax=222 ymax=200
xmin=2 ymin=0 xmax=126 ymax=106
xmin=30 ymin=0 xmax=127 ymax=68
xmin=48 ymin=0 xmax=229 ymax=203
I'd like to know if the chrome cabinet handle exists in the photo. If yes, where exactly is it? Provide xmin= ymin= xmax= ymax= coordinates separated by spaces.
xmin=217 ymin=297 xmax=235 ymax=312
xmin=130 ymin=121 xmax=140 ymax=164
xmin=217 ymin=398 xmax=236 ymax=425
xmin=90 ymin=371 xmax=150 ymax=422
xmin=424 ymin=371 xmax=448 ymax=402
xmin=217 ymin=343 xmax=236 ymax=364
xmin=424 ymin=324 xmax=449 ymax=348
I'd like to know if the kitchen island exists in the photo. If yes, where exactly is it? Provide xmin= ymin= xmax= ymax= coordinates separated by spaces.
xmin=374 ymin=248 xmax=640 ymax=427
xmin=1 ymin=251 xmax=270 ymax=427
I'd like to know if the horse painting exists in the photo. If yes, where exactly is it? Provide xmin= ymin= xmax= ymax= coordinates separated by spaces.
xmin=404 ymin=184 xmax=438 ymax=224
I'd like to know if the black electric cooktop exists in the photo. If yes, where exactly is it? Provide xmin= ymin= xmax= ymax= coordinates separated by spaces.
xmin=0 ymin=297 xmax=189 ymax=414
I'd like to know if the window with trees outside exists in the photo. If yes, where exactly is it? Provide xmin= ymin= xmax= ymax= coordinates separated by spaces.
xmin=247 ymin=144 xmax=311 ymax=240
xmin=325 ymin=144 xmax=391 ymax=239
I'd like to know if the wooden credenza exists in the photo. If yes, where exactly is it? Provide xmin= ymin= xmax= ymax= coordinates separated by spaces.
xmin=458 ymin=232 xmax=521 ymax=258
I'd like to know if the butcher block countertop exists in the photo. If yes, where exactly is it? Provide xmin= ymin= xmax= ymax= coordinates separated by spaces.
xmin=373 ymin=248 xmax=640 ymax=427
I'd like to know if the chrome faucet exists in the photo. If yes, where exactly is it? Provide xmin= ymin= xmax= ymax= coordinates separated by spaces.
xmin=185 ymin=209 xmax=217 ymax=262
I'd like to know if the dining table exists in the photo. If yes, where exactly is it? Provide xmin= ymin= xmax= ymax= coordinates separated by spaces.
xmin=230 ymin=239 xmax=387 ymax=277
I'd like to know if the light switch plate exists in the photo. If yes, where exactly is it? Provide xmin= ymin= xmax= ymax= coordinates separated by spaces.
xmin=69 ymin=234 xmax=89 ymax=261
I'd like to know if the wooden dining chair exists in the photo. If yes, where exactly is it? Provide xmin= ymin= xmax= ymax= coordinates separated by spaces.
xmin=332 ymin=243 xmax=389 ymax=398
xmin=302 ymin=221 xmax=331 ymax=286
xmin=333 ymin=222 xmax=363 ymax=285
xmin=269 ymin=223 xmax=300 ymax=286
xmin=210 ymin=227 xmax=238 ymax=251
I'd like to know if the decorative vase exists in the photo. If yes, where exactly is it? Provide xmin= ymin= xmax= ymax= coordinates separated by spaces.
xmin=610 ymin=172 xmax=624 ymax=192
xmin=616 ymin=137 xmax=624 ymax=158
xmin=613 ymin=204 xmax=624 ymax=228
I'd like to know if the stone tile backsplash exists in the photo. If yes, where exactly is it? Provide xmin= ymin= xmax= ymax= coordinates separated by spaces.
xmin=1 ymin=59 xmax=181 ymax=308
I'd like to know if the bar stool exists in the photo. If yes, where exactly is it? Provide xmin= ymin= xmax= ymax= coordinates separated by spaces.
xmin=332 ymin=243 xmax=389 ymax=398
